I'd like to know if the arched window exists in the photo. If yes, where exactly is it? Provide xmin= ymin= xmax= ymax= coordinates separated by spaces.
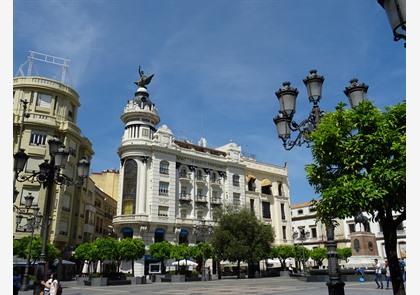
xmin=261 ymin=179 xmax=272 ymax=195
xmin=179 ymin=228 xmax=189 ymax=244
xmin=121 ymin=227 xmax=133 ymax=239
xmin=154 ymin=228 xmax=165 ymax=243
xmin=122 ymin=159 xmax=137 ymax=215
xmin=160 ymin=161 xmax=169 ymax=175
xmin=233 ymin=174 xmax=240 ymax=187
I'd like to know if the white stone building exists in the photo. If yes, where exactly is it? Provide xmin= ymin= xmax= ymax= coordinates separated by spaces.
xmin=113 ymin=71 xmax=293 ymax=275
xmin=291 ymin=201 xmax=406 ymax=261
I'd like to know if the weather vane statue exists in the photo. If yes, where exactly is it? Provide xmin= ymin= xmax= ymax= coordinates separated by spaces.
xmin=135 ymin=65 xmax=154 ymax=88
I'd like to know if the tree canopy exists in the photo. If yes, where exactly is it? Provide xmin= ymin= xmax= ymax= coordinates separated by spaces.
xmin=211 ymin=208 xmax=274 ymax=266
xmin=305 ymin=101 xmax=405 ymax=223
xmin=309 ymin=247 xmax=327 ymax=266
xmin=336 ymin=247 xmax=352 ymax=263
xmin=149 ymin=241 xmax=173 ymax=262
xmin=270 ymin=245 xmax=295 ymax=268
xmin=13 ymin=236 xmax=59 ymax=263
xmin=305 ymin=100 xmax=406 ymax=295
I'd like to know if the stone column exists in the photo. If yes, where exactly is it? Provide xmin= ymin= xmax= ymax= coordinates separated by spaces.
xmin=139 ymin=156 xmax=149 ymax=214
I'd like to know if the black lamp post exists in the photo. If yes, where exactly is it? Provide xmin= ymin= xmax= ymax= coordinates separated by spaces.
xmin=377 ymin=0 xmax=406 ymax=43
xmin=15 ymin=193 xmax=42 ymax=291
xmin=193 ymin=219 xmax=213 ymax=281
xmin=14 ymin=137 xmax=90 ymax=281
xmin=13 ymin=99 xmax=30 ymax=203
xmin=273 ymin=69 xmax=369 ymax=295
xmin=293 ymin=228 xmax=310 ymax=275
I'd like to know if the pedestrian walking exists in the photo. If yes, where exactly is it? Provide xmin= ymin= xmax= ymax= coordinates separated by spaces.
xmin=42 ymin=273 xmax=60 ymax=295
xmin=399 ymin=258 xmax=406 ymax=282
xmin=385 ymin=260 xmax=391 ymax=289
xmin=374 ymin=259 xmax=384 ymax=289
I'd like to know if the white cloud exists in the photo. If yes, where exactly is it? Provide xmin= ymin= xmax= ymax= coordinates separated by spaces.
xmin=14 ymin=0 xmax=102 ymax=87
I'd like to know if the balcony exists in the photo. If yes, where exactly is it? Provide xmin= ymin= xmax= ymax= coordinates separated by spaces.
xmin=179 ymin=172 xmax=192 ymax=181
xmin=195 ymin=195 xmax=208 ymax=204
xmin=211 ymin=197 xmax=222 ymax=206
xmin=195 ymin=175 xmax=207 ymax=184
xmin=179 ymin=193 xmax=192 ymax=203
xmin=210 ymin=178 xmax=222 ymax=187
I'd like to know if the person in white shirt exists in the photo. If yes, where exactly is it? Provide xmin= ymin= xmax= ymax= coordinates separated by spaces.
xmin=374 ymin=259 xmax=384 ymax=289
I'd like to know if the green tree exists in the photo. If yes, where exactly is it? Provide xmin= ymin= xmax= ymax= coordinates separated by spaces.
xmin=336 ymin=247 xmax=352 ymax=263
xmin=118 ymin=238 xmax=145 ymax=276
xmin=13 ymin=236 xmax=59 ymax=264
xmin=149 ymin=241 xmax=173 ymax=273
xmin=271 ymin=245 xmax=295 ymax=269
xmin=306 ymin=101 xmax=405 ymax=295
xmin=211 ymin=208 xmax=274 ymax=278
xmin=309 ymin=247 xmax=327 ymax=267
xmin=293 ymin=245 xmax=310 ymax=270
xmin=94 ymin=238 xmax=119 ymax=273
xmin=190 ymin=243 xmax=214 ymax=276
xmin=170 ymin=244 xmax=191 ymax=274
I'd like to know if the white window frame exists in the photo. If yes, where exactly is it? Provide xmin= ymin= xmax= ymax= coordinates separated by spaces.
xmin=159 ymin=182 xmax=169 ymax=196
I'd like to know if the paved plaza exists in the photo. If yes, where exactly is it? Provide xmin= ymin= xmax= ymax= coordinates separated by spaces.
xmin=19 ymin=277 xmax=396 ymax=295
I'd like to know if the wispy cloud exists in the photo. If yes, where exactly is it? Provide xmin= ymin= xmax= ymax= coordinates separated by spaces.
xmin=14 ymin=0 xmax=103 ymax=87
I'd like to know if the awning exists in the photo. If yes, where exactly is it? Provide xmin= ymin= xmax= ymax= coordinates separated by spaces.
xmin=179 ymin=228 xmax=189 ymax=237
xmin=246 ymin=175 xmax=256 ymax=182
xmin=261 ymin=179 xmax=272 ymax=187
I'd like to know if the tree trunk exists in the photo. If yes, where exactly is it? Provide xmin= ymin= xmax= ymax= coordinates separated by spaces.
xmin=382 ymin=217 xmax=405 ymax=295
xmin=217 ymin=260 xmax=221 ymax=280
xmin=237 ymin=261 xmax=240 ymax=279
xmin=132 ymin=259 xmax=135 ymax=277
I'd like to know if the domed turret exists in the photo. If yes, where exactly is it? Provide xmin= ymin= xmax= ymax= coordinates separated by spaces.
xmin=120 ymin=67 xmax=160 ymax=144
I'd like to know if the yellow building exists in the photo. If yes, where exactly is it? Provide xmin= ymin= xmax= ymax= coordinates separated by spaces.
xmin=13 ymin=76 xmax=93 ymax=251
xmin=90 ymin=169 xmax=120 ymax=200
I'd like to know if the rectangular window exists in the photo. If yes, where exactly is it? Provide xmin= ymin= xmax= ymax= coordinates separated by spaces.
xmin=349 ymin=223 xmax=355 ymax=233
xmin=142 ymin=128 xmax=149 ymax=137
xmin=180 ymin=209 xmax=187 ymax=219
xmin=196 ymin=210 xmax=203 ymax=220
xmin=281 ymin=203 xmax=286 ymax=220
xmin=311 ymin=227 xmax=317 ymax=238
xmin=233 ymin=193 xmax=241 ymax=207
xmin=309 ymin=207 xmax=317 ymax=213
xmin=250 ymin=199 xmax=255 ymax=213
xmin=158 ymin=206 xmax=169 ymax=217
xmin=278 ymin=182 xmax=282 ymax=196
xmin=59 ymin=221 xmax=68 ymax=236
xmin=282 ymin=226 xmax=287 ymax=240
xmin=297 ymin=209 xmax=304 ymax=215
xmin=233 ymin=175 xmax=240 ymax=187
xmin=36 ymin=93 xmax=52 ymax=108
xmin=20 ymin=187 xmax=40 ymax=206
xmin=159 ymin=182 xmax=169 ymax=196
xmin=262 ymin=201 xmax=271 ymax=219
xmin=25 ymin=157 xmax=44 ymax=173
xmin=61 ymin=194 xmax=71 ymax=212
xmin=197 ymin=188 xmax=203 ymax=197
xmin=29 ymin=131 xmax=47 ymax=146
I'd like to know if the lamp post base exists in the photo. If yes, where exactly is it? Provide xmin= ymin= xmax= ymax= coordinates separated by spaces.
xmin=326 ymin=280 xmax=345 ymax=295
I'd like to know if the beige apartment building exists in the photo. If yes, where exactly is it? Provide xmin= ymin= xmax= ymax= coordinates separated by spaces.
xmin=13 ymin=76 xmax=93 ymax=252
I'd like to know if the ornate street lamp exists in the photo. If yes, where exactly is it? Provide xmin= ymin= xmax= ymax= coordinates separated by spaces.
xmin=14 ymin=137 xmax=90 ymax=281
xmin=273 ymin=70 xmax=369 ymax=295
xmin=293 ymin=228 xmax=310 ymax=275
xmin=273 ymin=70 xmax=368 ymax=151
xmin=14 ymin=193 xmax=42 ymax=291
xmin=377 ymin=0 xmax=406 ymax=43
xmin=193 ymin=219 xmax=214 ymax=281
xmin=13 ymin=99 xmax=30 ymax=203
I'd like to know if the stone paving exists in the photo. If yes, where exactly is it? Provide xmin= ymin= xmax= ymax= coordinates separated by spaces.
xmin=19 ymin=276 xmax=396 ymax=295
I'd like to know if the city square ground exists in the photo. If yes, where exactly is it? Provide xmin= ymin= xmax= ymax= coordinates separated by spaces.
xmin=19 ymin=276 xmax=399 ymax=295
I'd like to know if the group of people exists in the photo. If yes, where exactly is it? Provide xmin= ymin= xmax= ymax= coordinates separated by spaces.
xmin=12 ymin=272 xmax=61 ymax=295
xmin=373 ymin=258 xmax=406 ymax=290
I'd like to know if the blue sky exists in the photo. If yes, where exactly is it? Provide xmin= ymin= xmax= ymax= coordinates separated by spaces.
xmin=13 ymin=0 xmax=406 ymax=205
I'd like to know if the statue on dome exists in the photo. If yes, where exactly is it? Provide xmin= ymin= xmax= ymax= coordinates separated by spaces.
xmin=135 ymin=65 xmax=154 ymax=88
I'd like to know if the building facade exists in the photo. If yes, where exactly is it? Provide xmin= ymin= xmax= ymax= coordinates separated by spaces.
xmin=112 ymin=71 xmax=293 ymax=275
xmin=13 ymin=76 xmax=93 ymax=251
xmin=291 ymin=201 xmax=406 ymax=261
